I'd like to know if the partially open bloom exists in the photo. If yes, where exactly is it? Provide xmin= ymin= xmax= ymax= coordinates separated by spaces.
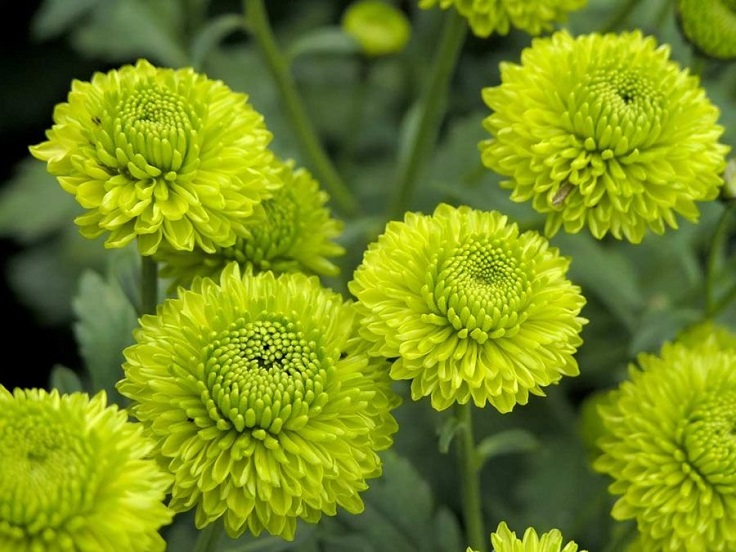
xmin=155 ymin=158 xmax=345 ymax=291
xmin=348 ymin=203 xmax=586 ymax=413
xmin=342 ymin=0 xmax=411 ymax=57
xmin=0 ymin=388 xmax=173 ymax=552
xmin=418 ymin=0 xmax=586 ymax=38
xmin=117 ymin=264 xmax=400 ymax=540
xmin=30 ymin=59 xmax=280 ymax=255
xmin=677 ymin=0 xmax=736 ymax=60
xmin=465 ymin=521 xmax=585 ymax=552
xmin=594 ymin=337 xmax=736 ymax=551
xmin=480 ymin=30 xmax=729 ymax=243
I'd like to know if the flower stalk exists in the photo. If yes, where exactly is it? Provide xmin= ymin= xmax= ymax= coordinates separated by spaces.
xmin=705 ymin=199 xmax=736 ymax=317
xmin=244 ymin=0 xmax=358 ymax=217
xmin=140 ymin=255 xmax=159 ymax=316
xmin=193 ymin=519 xmax=224 ymax=552
xmin=455 ymin=402 xmax=486 ymax=552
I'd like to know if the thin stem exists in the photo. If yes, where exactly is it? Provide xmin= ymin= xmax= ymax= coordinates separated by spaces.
xmin=139 ymin=255 xmax=159 ymax=316
xmin=193 ymin=518 xmax=224 ymax=552
xmin=388 ymin=10 xmax=467 ymax=221
xmin=455 ymin=402 xmax=486 ymax=552
xmin=705 ymin=200 xmax=736 ymax=317
xmin=244 ymin=0 xmax=358 ymax=217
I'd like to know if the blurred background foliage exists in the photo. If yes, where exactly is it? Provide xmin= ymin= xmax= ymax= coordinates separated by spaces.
xmin=2 ymin=0 xmax=736 ymax=550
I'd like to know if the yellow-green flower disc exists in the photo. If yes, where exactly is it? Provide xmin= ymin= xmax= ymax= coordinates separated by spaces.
xmin=594 ymin=337 xmax=736 ymax=551
xmin=348 ymin=203 xmax=587 ymax=413
xmin=474 ymin=521 xmax=586 ymax=552
xmin=480 ymin=30 xmax=730 ymax=243
xmin=342 ymin=0 xmax=411 ymax=57
xmin=677 ymin=0 xmax=736 ymax=60
xmin=117 ymin=263 xmax=400 ymax=540
xmin=30 ymin=59 xmax=280 ymax=256
xmin=418 ymin=0 xmax=586 ymax=39
xmin=0 ymin=388 xmax=173 ymax=552
xmin=155 ymin=158 xmax=345 ymax=291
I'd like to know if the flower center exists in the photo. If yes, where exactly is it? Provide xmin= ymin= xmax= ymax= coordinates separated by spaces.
xmin=0 ymin=408 xmax=97 ymax=534
xmin=201 ymin=315 xmax=329 ymax=435
xmin=682 ymin=390 xmax=736 ymax=483
xmin=426 ymin=236 xmax=531 ymax=341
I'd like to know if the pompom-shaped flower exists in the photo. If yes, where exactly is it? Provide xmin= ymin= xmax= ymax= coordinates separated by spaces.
xmin=677 ymin=0 xmax=736 ymax=60
xmin=117 ymin=263 xmax=400 ymax=540
xmin=418 ymin=0 xmax=586 ymax=39
xmin=480 ymin=30 xmax=729 ymax=243
xmin=466 ymin=521 xmax=585 ymax=552
xmin=0 ymin=388 xmax=173 ymax=552
xmin=348 ymin=203 xmax=586 ymax=413
xmin=594 ymin=337 xmax=736 ymax=551
xmin=155 ymin=157 xmax=345 ymax=290
xmin=676 ymin=320 xmax=736 ymax=352
xmin=30 ymin=58 xmax=280 ymax=255
xmin=342 ymin=0 xmax=411 ymax=57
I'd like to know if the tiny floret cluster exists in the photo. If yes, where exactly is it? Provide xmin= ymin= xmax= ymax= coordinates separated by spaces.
xmin=0 ymin=387 xmax=173 ymax=552
xmin=349 ymin=203 xmax=587 ymax=413
xmin=418 ymin=0 xmax=587 ymax=38
xmin=117 ymin=263 xmax=400 ymax=540
xmin=594 ymin=336 xmax=736 ymax=551
xmin=30 ymin=58 xmax=280 ymax=255
xmin=480 ymin=30 xmax=729 ymax=243
xmin=467 ymin=521 xmax=585 ymax=552
xmin=156 ymin=157 xmax=345 ymax=291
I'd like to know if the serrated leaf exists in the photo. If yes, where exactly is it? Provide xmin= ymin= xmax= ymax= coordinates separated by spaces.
xmin=475 ymin=429 xmax=539 ymax=470
xmin=48 ymin=364 xmax=85 ymax=394
xmin=72 ymin=268 xmax=139 ymax=406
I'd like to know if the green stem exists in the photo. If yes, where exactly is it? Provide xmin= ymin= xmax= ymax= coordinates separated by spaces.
xmin=243 ymin=0 xmax=358 ymax=217
xmin=139 ymin=255 xmax=159 ymax=316
xmin=388 ymin=10 xmax=467 ymax=221
xmin=601 ymin=0 xmax=643 ymax=33
xmin=193 ymin=519 xmax=224 ymax=552
xmin=705 ymin=200 xmax=736 ymax=317
xmin=455 ymin=402 xmax=486 ymax=552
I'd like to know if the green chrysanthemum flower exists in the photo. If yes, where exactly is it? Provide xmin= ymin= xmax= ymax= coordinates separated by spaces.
xmin=418 ymin=0 xmax=586 ymax=38
xmin=342 ymin=0 xmax=411 ymax=57
xmin=0 ymin=387 xmax=173 ymax=552
xmin=480 ymin=30 xmax=730 ymax=243
xmin=117 ymin=263 xmax=400 ymax=540
xmin=465 ymin=521 xmax=585 ymax=551
xmin=348 ymin=203 xmax=586 ymax=413
xmin=677 ymin=0 xmax=736 ymax=60
xmin=594 ymin=337 xmax=736 ymax=551
xmin=30 ymin=58 xmax=280 ymax=255
xmin=155 ymin=157 xmax=345 ymax=291
xmin=677 ymin=320 xmax=736 ymax=352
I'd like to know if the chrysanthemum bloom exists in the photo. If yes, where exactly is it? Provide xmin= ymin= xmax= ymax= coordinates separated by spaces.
xmin=677 ymin=0 xmax=736 ymax=60
xmin=155 ymin=158 xmax=345 ymax=291
xmin=0 ymin=387 xmax=173 ymax=552
xmin=466 ymin=521 xmax=586 ymax=552
xmin=30 ymin=58 xmax=280 ymax=255
xmin=676 ymin=320 xmax=736 ymax=352
xmin=117 ymin=263 xmax=400 ymax=540
xmin=348 ymin=203 xmax=586 ymax=413
xmin=418 ymin=0 xmax=586 ymax=39
xmin=342 ymin=0 xmax=411 ymax=57
xmin=480 ymin=30 xmax=730 ymax=243
xmin=594 ymin=337 xmax=736 ymax=551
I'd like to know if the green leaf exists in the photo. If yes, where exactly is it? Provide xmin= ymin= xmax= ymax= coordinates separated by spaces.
xmin=475 ymin=429 xmax=539 ymax=470
xmin=48 ymin=364 xmax=85 ymax=394
xmin=190 ymin=14 xmax=246 ymax=70
xmin=437 ymin=414 xmax=461 ymax=454
xmin=30 ymin=0 xmax=100 ymax=40
xmin=72 ymin=268 xmax=139 ymax=406
xmin=287 ymin=27 xmax=361 ymax=61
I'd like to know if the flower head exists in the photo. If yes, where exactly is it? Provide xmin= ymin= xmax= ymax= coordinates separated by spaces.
xmin=418 ymin=0 xmax=586 ymax=38
xmin=466 ymin=521 xmax=585 ymax=552
xmin=676 ymin=320 xmax=736 ymax=352
xmin=117 ymin=263 xmax=400 ymax=540
xmin=30 ymin=59 xmax=280 ymax=255
xmin=348 ymin=203 xmax=586 ymax=413
xmin=155 ymin=157 xmax=345 ymax=291
xmin=594 ymin=336 xmax=736 ymax=551
xmin=342 ymin=0 xmax=411 ymax=57
xmin=0 ymin=388 xmax=173 ymax=552
xmin=480 ymin=30 xmax=729 ymax=243
xmin=676 ymin=0 xmax=736 ymax=60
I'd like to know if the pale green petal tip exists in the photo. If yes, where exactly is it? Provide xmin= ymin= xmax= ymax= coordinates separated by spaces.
xmin=488 ymin=521 xmax=586 ymax=552
xmin=349 ymin=203 xmax=587 ymax=414
xmin=0 ymin=387 xmax=173 ymax=552
xmin=593 ymin=336 xmax=736 ymax=550
xmin=31 ymin=58 xmax=281 ymax=256
xmin=677 ymin=0 xmax=736 ymax=60
xmin=419 ymin=0 xmax=587 ymax=38
xmin=117 ymin=266 xmax=400 ymax=540
xmin=342 ymin=0 xmax=411 ymax=57
xmin=480 ymin=30 xmax=730 ymax=243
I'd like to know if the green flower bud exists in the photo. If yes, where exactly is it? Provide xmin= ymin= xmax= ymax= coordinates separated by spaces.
xmin=342 ymin=0 xmax=411 ymax=57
